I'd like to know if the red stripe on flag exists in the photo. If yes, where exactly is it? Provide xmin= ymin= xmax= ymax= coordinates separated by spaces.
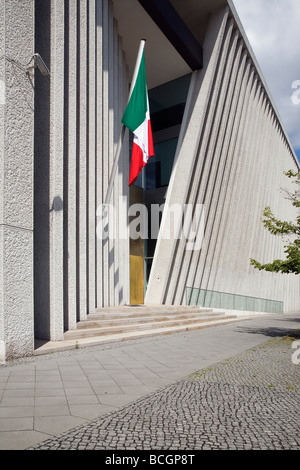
xmin=128 ymin=120 xmax=155 ymax=186
xmin=129 ymin=143 xmax=145 ymax=186
xmin=148 ymin=119 xmax=154 ymax=157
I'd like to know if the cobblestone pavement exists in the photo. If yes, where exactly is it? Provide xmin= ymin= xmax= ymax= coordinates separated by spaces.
xmin=28 ymin=335 xmax=300 ymax=450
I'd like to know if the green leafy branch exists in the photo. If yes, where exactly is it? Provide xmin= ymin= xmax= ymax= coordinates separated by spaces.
xmin=250 ymin=170 xmax=300 ymax=275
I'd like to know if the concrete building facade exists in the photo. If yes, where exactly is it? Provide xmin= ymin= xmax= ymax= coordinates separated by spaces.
xmin=0 ymin=0 xmax=299 ymax=360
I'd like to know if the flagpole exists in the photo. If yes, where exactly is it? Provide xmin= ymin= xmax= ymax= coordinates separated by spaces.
xmin=127 ymin=39 xmax=146 ymax=103
xmin=104 ymin=39 xmax=146 ymax=206
xmin=104 ymin=125 xmax=126 ymax=206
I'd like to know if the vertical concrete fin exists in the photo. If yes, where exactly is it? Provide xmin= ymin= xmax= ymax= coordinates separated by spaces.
xmin=65 ymin=0 xmax=78 ymax=330
xmin=88 ymin=0 xmax=97 ymax=314
xmin=49 ymin=0 xmax=65 ymax=339
xmin=77 ymin=0 xmax=88 ymax=321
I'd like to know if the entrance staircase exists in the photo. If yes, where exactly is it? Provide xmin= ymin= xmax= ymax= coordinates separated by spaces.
xmin=35 ymin=305 xmax=252 ymax=356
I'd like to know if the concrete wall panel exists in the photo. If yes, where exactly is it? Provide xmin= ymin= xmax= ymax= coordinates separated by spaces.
xmin=0 ymin=0 xmax=34 ymax=358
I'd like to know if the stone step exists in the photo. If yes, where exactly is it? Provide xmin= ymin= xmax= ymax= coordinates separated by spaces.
xmin=90 ymin=305 xmax=214 ymax=318
xmin=77 ymin=311 xmax=225 ymax=329
xmin=63 ymin=313 xmax=237 ymax=340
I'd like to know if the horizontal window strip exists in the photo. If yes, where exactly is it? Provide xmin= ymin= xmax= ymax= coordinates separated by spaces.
xmin=186 ymin=287 xmax=283 ymax=314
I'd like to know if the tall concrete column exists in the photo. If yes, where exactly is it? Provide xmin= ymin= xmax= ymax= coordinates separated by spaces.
xmin=34 ymin=0 xmax=65 ymax=342
xmin=0 ymin=0 xmax=35 ymax=359
xmin=48 ymin=0 xmax=65 ymax=339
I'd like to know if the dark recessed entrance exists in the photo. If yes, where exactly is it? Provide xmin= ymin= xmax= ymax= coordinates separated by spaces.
xmin=129 ymin=73 xmax=192 ymax=304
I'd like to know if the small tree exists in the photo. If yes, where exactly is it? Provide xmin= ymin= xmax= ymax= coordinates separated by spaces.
xmin=250 ymin=170 xmax=300 ymax=274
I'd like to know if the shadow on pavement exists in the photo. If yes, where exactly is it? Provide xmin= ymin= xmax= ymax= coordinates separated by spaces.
xmin=234 ymin=325 xmax=300 ymax=339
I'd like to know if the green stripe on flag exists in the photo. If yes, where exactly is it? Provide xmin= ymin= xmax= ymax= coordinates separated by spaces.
xmin=122 ymin=51 xmax=148 ymax=132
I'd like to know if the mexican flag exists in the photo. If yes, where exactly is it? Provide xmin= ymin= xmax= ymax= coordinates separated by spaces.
xmin=122 ymin=43 xmax=154 ymax=186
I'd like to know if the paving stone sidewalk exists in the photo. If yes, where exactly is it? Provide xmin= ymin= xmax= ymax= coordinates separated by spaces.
xmin=28 ymin=334 xmax=300 ymax=451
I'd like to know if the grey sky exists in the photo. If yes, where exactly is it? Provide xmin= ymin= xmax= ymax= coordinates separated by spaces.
xmin=232 ymin=0 xmax=300 ymax=162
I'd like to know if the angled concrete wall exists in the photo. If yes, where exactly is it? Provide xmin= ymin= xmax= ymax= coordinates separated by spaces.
xmin=146 ymin=5 xmax=300 ymax=314
xmin=0 ymin=0 xmax=35 ymax=359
